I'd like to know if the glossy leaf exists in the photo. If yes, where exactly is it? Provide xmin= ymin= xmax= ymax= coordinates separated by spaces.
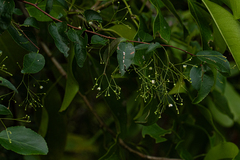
xmin=149 ymin=0 xmax=171 ymax=42
xmin=117 ymin=42 xmax=135 ymax=76
xmin=0 ymin=126 xmax=48 ymax=155
xmin=0 ymin=0 xmax=14 ymax=34
xmin=67 ymin=29 xmax=88 ymax=68
xmin=21 ymin=52 xmax=45 ymax=74
xmin=7 ymin=25 xmax=38 ymax=52
xmin=188 ymin=0 xmax=212 ymax=49
xmin=190 ymin=65 xmax=214 ymax=104
xmin=230 ymin=1 xmax=240 ymax=20
xmin=142 ymin=123 xmax=171 ymax=143
xmin=23 ymin=17 xmax=39 ymax=29
xmin=196 ymin=50 xmax=230 ymax=76
xmin=203 ymin=0 xmax=240 ymax=70
xmin=59 ymin=44 xmax=79 ymax=112
xmin=205 ymin=142 xmax=238 ymax=160
xmin=46 ymin=0 xmax=53 ymax=13
xmin=0 ymin=104 xmax=12 ymax=116
xmin=91 ymin=35 xmax=108 ymax=45
xmin=0 ymin=77 xmax=18 ymax=93
xmin=49 ymin=22 xmax=69 ymax=57
xmin=84 ymin=9 xmax=102 ymax=23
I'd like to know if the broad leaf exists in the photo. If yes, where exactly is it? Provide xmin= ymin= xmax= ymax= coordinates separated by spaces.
xmin=84 ymin=9 xmax=102 ymax=23
xmin=99 ymin=141 xmax=121 ymax=160
xmin=203 ymin=0 xmax=240 ymax=70
xmin=23 ymin=17 xmax=39 ymax=29
xmin=59 ymin=44 xmax=79 ymax=112
xmin=67 ymin=29 xmax=88 ymax=68
xmin=107 ymin=24 xmax=137 ymax=40
xmin=150 ymin=0 xmax=171 ymax=42
xmin=0 ymin=77 xmax=18 ymax=93
xmin=0 ymin=104 xmax=12 ymax=116
xmin=205 ymin=142 xmax=238 ymax=160
xmin=0 ymin=126 xmax=48 ymax=155
xmin=190 ymin=65 xmax=214 ymax=104
xmin=46 ymin=0 xmax=53 ymax=13
xmin=48 ymin=22 xmax=69 ymax=57
xmin=7 ymin=25 xmax=38 ymax=52
xmin=117 ymin=42 xmax=135 ymax=76
xmin=0 ymin=0 xmax=14 ymax=34
xmin=91 ymin=35 xmax=108 ymax=45
xmin=134 ymin=44 xmax=149 ymax=50
xmin=138 ymin=30 xmax=153 ymax=42
xmin=188 ymin=0 xmax=212 ymax=49
xmin=136 ymin=16 xmax=153 ymax=42
xmin=142 ymin=123 xmax=171 ymax=143
xmin=230 ymin=1 xmax=240 ymax=20
xmin=21 ymin=52 xmax=45 ymax=74
xmin=196 ymin=50 xmax=230 ymax=76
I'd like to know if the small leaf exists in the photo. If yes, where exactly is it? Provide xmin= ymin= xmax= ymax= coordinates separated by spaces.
xmin=45 ymin=0 xmax=53 ymax=13
xmin=117 ymin=42 xmax=135 ymax=76
xmin=0 ymin=126 xmax=48 ymax=155
xmin=205 ymin=142 xmax=239 ymax=160
xmin=84 ymin=9 xmax=102 ymax=23
xmin=138 ymin=30 xmax=153 ymax=42
xmin=0 ymin=77 xmax=18 ymax=93
xmin=196 ymin=50 xmax=230 ymax=76
xmin=13 ymin=8 xmax=23 ymax=15
xmin=23 ymin=17 xmax=39 ymax=29
xmin=91 ymin=35 xmax=108 ymax=45
xmin=21 ymin=52 xmax=45 ymax=74
xmin=142 ymin=123 xmax=171 ymax=143
xmin=0 ymin=0 xmax=15 ymax=34
xmin=48 ymin=22 xmax=69 ymax=57
xmin=134 ymin=44 xmax=149 ymax=50
xmin=0 ymin=104 xmax=12 ymax=116
xmin=190 ymin=65 xmax=214 ymax=104
xmin=146 ymin=42 xmax=162 ymax=53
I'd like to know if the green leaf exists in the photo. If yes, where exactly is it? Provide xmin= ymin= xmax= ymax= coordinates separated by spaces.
xmin=196 ymin=50 xmax=230 ymax=76
xmin=212 ymin=21 xmax=226 ymax=53
xmin=57 ymin=0 xmax=68 ymax=9
xmin=142 ymin=123 xmax=171 ymax=143
xmin=26 ymin=1 xmax=67 ymax=22
xmin=117 ymin=42 xmax=135 ymax=76
xmin=146 ymin=42 xmax=162 ymax=53
xmin=23 ymin=17 xmax=39 ymax=29
xmin=205 ymin=142 xmax=239 ymax=160
xmin=202 ymin=0 xmax=240 ymax=70
xmin=214 ymin=71 xmax=226 ymax=93
xmin=175 ymin=141 xmax=194 ymax=160
xmin=138 ymin=30 xmax=153 ymax=42
xmin=136 ymin=16 xmax=153 ymax=42
xmin=188 ymin=0 xmax=212 ymax=49
xmin=84 ymin=9 xmax=102 ymax=23
xmin=0 ymin=77 xmax=18 ymax=93
xmin=59 ymin=44 xmax=79 ymax=112
xmin=0 ymin=126 xmax=48 ymax=155
xmin=7 ymin=25 xmax=38 ymax=52
xmin=99 ymin=141 xmax=121 ymax=160
xmin=21 ymin=52 xmax=45 ymax=74
xmin=46 ymin=0 xmax=53 ymax=13
xmin=0 ymin=104 xmax=12 ymax=116
xmin=107 ymin=24 xmax=137 ymax=40
xmin=67 ymin=29 xmax=88 ymax=68
xmin=91 ymin=35 xmax=108 ymax=45
xmin=48 ymin=22 xmax=69 ymax=57
xmin=134 ymin=44 xmax=149 ymax=50
xmin=150 ymin=0 xmax=171 ymax=42
xmin=0 ymin=0 xmax=14 ymax=34
xmin=190 ymin=65 xmax=214 ymax=104
xmin=13 ymin=8 xmax=23 ymax=16
xmin=230 ymin=1 xmax=240 ymax=20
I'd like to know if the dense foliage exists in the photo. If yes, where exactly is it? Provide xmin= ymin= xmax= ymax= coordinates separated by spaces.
xmin=1 ymin=0 xmax=240 ymax=159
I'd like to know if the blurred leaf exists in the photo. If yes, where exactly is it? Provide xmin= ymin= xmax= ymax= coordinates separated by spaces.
xmin=26 ymin=1 xmax=67 ymax=22
xmin=0 ymin=0 xmax=14 ymax=34
xmin=99 ymin=141 xmax=121 ymax=160
xmin=46 ymin=0 xmax=53 ymax=13
xmin=146 ymin=42 xmax=162 ymax=53
xmin=21 ymin=52 xmax=45 ymax=74
xmin=138 ymin=30 xmax=153 ymax=42
xmin=49 ymin=22 xmax=69 ymax=57
xmin=150 ymin=0 xmax=171 ymax=42
xmin=13 ymin=8 xmax=23 ymax=15
xmin=142 ymin=123 xmax=171 ymax=143
xmin=230 ymin=1 xmax=240 ymax=20
xmin=204 ymin=142 xmax=238 ymax=160
xmin=0 ymin=77 xmax=18 ymax=93
xmin=208 ymin=98 xmax=234 ymax=127
xmin=136 ymin=16 xmax=153 ymax=42
xmin=196 ymin=50 xmax=230 ymax=76
xmin=7 ymin=25 xmax=38 ymax=52
xmin=0 ymin=126 xmax=48 ymax=155
xmin=212 ymin=21 xmax=226 ymax=53
xmin=57 ymin=0 xmax=68 ymax=9
xmin=175 ymin=141 xmax=193 ymax=160
xmin=59 ymin=44 xmax=79 ymax=112
xmin=117 ymin=42 xmax=135 ymax=76
xmin=23 ymin=17 xmax=39 ymax=29
xmin=203 ymin=0 xmax=240 ymax=70
xmin=84 ymin=9 xmax=102 ymax=22
xmin=188 ymin=0 xmax=212 ymax=49
xmin=168 ymin=79 xmax=186 ymax=95
xmin=91 ymin=35 xmax=108 ymax=45
xmin=214 ymin=71 xmax=226 ymax=93
xmin=190 ymin=65 xmax=214 ymax=104
xmin=68 ymin=29 xmax=88 ymax=67
xmin=134 ymin=44 xmax=149 ymax=50
xmin=107 ymin=24 xmax=136 ymax=40
xmin=0 ymin=104 xmax=12 ymax=116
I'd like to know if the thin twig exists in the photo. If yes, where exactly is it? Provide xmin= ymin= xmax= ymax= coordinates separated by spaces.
xmin=94 ymin=0 xmax=116 ymax=11
xmin=91 ymin=0 xmax=102 ymax=10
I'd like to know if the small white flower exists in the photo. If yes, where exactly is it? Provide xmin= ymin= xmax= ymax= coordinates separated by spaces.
xmin=168 ymin=104 xmax=173 ymax=107
xmin=151 ymin=80 xmax=155 ymax=84
xmin=149 ymin=67 xmax=153 ymax=70
xmin=39 ymin=86 xmax=43 ymax=89
xmin=89 ymin=21 xmax=93 ymax=25
xmin=183 ymin=64 xmax=187 ymax=68
xmin=97 ymin=87 xmax=101 ymax=91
